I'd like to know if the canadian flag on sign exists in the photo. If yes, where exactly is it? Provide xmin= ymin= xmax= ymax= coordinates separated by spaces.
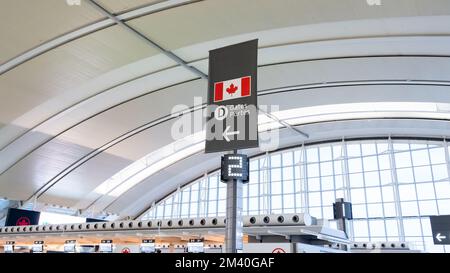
xmin=214 ymin=76 xmax=251 ymax=102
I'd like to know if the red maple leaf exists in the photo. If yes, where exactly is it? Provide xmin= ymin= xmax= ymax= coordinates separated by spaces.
xmin=226 ymin=83 xmax=238 ymax=95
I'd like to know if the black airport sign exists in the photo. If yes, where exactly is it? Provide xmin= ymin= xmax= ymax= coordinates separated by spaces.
xmin=430 ymin=215 xmax=450 ymax=245
xmin=205 ymin=39 xmax=259 ymax=153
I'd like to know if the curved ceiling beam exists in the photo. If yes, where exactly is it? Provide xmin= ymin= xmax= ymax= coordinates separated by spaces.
xmin=86 ymin=0 xmax=207 ymax=79
xmin=25 ymin=79 xmax=450 ymax=205
xmin=3 ymin=19 xmax=450 ymax=155
xmin=2 ymin=44 xmax=450 ymax=176
xmin=2 ymin=31 xmax=450 ymax=172
xmin=0 ymin=0 xmax=203 ymax=75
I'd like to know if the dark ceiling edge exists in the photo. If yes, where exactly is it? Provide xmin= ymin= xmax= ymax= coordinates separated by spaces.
xmin=133 ymin=133 xmax=450 ymax=219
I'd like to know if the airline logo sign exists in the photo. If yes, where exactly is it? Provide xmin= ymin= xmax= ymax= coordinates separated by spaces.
xmin=214 ymin=76 xmax=251 ymax=103
xmin=206 ymin=39 xmax=259 ymax=153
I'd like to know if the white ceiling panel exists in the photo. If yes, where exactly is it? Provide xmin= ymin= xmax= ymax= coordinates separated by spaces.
xmin=0 ymin=25 xmax=158 ymax=140
xmin=0 ymin=0 xmax=104 ymax=62
xmin=40 ymin=119 xmax=181 ymax=207
xmin=96 ymin=0 xmax=164 ymax=14
xmin=129 ymin=0 xmax=450 ymax=51
xmin=0 ymin=138 xmax=93 ymax=200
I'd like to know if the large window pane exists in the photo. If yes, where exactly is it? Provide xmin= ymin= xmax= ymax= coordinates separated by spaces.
xmin=401 ymin=201 xmax=419 ymax=216
xmin=363 ymin=156 xmax=379 ymax=172
xmin=432 ymin=164 xmax=448 ymax=181
xmin=282 ymin=152 xmax=293 ymax=166
xmin=307 ymin=163 xmax=319 ymax=178
xmin=272 ymin=195 xmax=282 ymax=210
xmin=399 ymin=184 xmax=417 ymax=201
xmin=322 ymin=191 xmax=335 ymax=206
xmin=364 ymin=171 xmax=380 ymax=187
xmin=361 ymin=143 xmax=377 ymax=156
xmin=351 ymin=188 xmax=366 ymax=204
xmin=397 ymin=168 xmax=414 ymax=184
xmin=429 ymin=147 xmax=446 ymax=164
xmin=438 ymin=199 xmax=450 ymax=214
xmin=404 ymin=219 xmax=423 ymax=237
xmin=348 ymin=158 xmax=362 ymax=173
xmin=321 ymin=176 xmax=334 ymax=191
xmin=319 ymin=146 xmax=332 ymax=161
xmin=308 ymin=192 xmax=321 ymax=207
xmin=411 ymin=149 xmax=430 ymax=166
xmin=320 ymin=162 xmax=333 ymax=176
xmin=366 ymin=187 xmax=382 ymax=203
xmin=369 ymin=220 xmax=386 ymax=237
xmin=414 ymin=166 xmax=432 ymax=183
xmin=271 ymin=168 xmax=281 ymax=182
xmin=283 ymin=180 xmax=295 ymax=194
xmin=283 ymin=194 xmax=295 ymax=210
xmin=367 ymin=203 xmax=383 ymax=218
xmin=419 ymin=200 xmax=438 ymax=215
xmin=395 ymin=152 xmax=412 ymax=168
xmin=271 ymin=154 xmax=281 ymax=168
xmin=353 ymin=220 xmax=369 ymax=237
xmin=435 ymin=182 xmax=450 ymax=199
xmin=378 ymin=154 xmax=391 ymax=170
xmin=283 ymin=166 xmax=294 ymax=180
xmin=272 ymin=182 xmax=282 ymax=195
xmin=142 ymin=139 xmax=450 ymax=253
xmin=347 ymin=144 xmax=361 ymax=157
xmin=416 ymin=183 xmax=436 ymax=200
xmin=379 ymin=170 xmax=392 ymax=185
xmin=385 ymin=219 xmax=399 ymax=237
xmin=349 ymin=173 xmax=364 ymax=188
xmin=383 ymin=203 xmax=397 ymax=217
xmin=308 ymin=177 xmax=321 ymax=191
xmin=307 ymin=148 xmax=319 ymax=163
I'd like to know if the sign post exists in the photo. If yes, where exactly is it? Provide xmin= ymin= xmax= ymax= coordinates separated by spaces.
xmin=206 ymin=39 xmax=258 ymax=253
xmin=430 ymin=215 xmax=450 ymax=245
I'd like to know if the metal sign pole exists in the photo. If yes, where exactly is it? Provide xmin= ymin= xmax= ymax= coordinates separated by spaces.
xmin=225 ymin=150 xmax=244 ymax=253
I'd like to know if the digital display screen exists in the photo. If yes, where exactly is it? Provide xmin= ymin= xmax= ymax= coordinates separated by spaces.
xmin=187 ymin=239 xmax=204 ymax=253
xmin=140 ymin=239 xmax=155 ymax=253
xmin=32 ymin=244 xmax=43 ymax=253
xmin=220 ymin=154 xmax=249 ymax=182
xmin=4 ymin=245 xmax=14 ymax=253
xmin=140 ymin=243 xmax=156 ymax=253
xmin=64 ymin=244 xmax=76 ymax=253
xmin=99 ymin=243 xmax=113 ymax=253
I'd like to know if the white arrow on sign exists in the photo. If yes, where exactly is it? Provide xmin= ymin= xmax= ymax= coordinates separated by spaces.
xmin=223 ymin=126 xmax=239 ymax=142
xmin=436 ymin=233 xmax=447 ymax=242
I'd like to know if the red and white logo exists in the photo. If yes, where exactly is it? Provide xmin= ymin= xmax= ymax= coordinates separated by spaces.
xmin=214 ymin=76 xmax=251 ymax=103
xmin=272 ymin=247 xmax=286 ymax=253
xmin=16 ymin=217 xmax=31 ymax=226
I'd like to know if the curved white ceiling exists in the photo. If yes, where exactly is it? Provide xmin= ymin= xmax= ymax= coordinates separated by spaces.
xmin=1 ymin=0 xmax=450 ymax=219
